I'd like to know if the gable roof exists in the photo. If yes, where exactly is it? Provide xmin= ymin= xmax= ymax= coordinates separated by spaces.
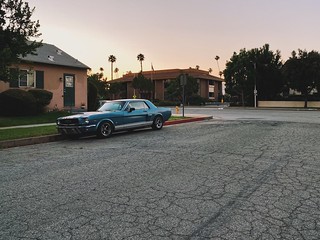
xmin=20 ymin=42 xmax=90 ymax=69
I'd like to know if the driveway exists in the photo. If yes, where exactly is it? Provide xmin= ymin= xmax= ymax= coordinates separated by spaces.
xmin=0 ymin=109 xmax=319 ymax=239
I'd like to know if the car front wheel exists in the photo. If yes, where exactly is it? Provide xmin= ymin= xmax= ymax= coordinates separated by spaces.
xmin=97 ymin=121 xmax=113 ymax=138
xmin=152 ymin=116 xmax=163 ymax=130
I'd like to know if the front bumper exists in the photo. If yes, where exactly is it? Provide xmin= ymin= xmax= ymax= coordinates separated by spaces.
xmin=57 ymin=124 xmax=97 ymax=135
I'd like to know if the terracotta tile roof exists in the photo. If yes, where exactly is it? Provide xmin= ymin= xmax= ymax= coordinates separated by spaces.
xmin=108 ymin=68 xmax=224 ymax=83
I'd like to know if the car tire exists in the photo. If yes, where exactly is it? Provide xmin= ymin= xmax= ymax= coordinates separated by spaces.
xmin=97 ymin=121 xmax=113 ymax=138
xmin=152 ymin=116 xmax=163 ymax=130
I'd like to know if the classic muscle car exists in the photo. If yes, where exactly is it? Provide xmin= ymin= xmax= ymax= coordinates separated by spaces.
xmin=56 ymin=99 xmax=172 ymax=138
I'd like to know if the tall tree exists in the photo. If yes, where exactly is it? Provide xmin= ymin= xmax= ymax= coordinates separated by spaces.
xmin=166 ymin=74 xmax=199 ymax=103
xmin=224 ymin=49 xmax=251 ymax=106
xmin=282 ymin=49 xmax=320 ymax=108
xmin=108 ymin=55 xmax=116 ymax=80
xmin=132 ymin=72 xmax=153 ymax=95
xmin=137 ymin=53 xmax=144 ymax=72
xmin=252 ymin=44 xmax=283 ymax=101
xmin=224 ymin=44 xmax=283 ymax=106
xmin=108 ymin=82 xmax=126 ymax=99
xmin=0 ymin=0 xmax=42 ymax=82
xmin=87 ymin=71 xmax=108 ymax=99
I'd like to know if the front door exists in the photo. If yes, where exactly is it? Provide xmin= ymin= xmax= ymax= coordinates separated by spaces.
xmin=64 ymin=74 xmax=75 ymax=107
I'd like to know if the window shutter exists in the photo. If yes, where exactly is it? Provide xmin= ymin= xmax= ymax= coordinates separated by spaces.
xmin=9 ymin=68 xmax=19 ymax=87
xmin=36 ymin=71 xmax=44 ymax=89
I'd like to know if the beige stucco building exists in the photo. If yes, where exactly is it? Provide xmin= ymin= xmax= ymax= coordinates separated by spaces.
xmin=0 ymin=43 xmax=90 ymax=110
xmin=109 ymin=68 xmax=224 ymax=101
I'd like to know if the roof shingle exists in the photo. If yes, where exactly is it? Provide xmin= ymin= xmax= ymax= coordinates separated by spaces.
xmin=20 ymin=43 xmax=90 ymax=69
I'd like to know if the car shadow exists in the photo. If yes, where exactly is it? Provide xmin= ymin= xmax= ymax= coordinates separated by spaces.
xmin=63 ymin=127 xmax=158 ymax=141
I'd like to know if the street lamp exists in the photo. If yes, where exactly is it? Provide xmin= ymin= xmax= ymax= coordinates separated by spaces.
xmin=253 ymin=62 xmax=257 ymax=108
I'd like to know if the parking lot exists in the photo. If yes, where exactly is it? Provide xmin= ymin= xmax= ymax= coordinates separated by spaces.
xmin=1 ymin=108 xmax=320 ymax=239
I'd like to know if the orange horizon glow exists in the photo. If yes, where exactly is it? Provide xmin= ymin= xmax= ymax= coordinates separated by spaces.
xmin=27 ymin=0 xmax=320 ymax=80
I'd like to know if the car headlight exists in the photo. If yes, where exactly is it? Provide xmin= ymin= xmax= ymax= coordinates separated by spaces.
xmin=83 ymin=117 xmax=90 ymax=124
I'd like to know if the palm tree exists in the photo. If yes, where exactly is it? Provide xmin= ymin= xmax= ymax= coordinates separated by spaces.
xmin=114 ymin=67 xmax=119 ymax=79
xmin=137 ymin=53 xmax=145 ymax=72
xmin=108 ymin=55 xmax=116 ymax=80
xmin=196 ymin=65 xmax=200 ymax=70
xmin=215 ymin=55 xmax=221 ymax=77
xmin=99 ymin=67 xmax=104 ymax=80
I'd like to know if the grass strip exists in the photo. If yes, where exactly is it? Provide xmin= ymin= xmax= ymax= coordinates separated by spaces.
xmin=0 ymin=111 xmax=69 ymax=127
xmin=168 ymin=116 xmax=190 ymax=121
xmin=0 ymin=126 xmax=57 ymax=141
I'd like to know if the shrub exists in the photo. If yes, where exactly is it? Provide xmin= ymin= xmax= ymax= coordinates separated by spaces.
xmin=28 ymin=89 xmax=53 ymax=113
xmin=0 ymin=89 xmax=37 ymax=116
xmin=155 ymin=100 xmax=180 ymax=106
xmin=188 ymin=95 xmax=207 ymax=105
xmin=88 ymin=81 xmax=98 ymax=111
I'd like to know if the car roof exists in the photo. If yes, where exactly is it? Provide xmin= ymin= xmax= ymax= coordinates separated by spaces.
xmin=113 ymin=99 xmax=148 ymax=102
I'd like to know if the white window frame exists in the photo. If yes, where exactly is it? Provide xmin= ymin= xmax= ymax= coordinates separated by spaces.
xmin=19 ymin=69 xmax=35 ymax=88
xmin=209 ymin=85 xmax=215 ymax=99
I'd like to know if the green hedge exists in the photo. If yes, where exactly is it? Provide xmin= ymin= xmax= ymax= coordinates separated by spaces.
xmin=0 ymin=89 xmax=53 ymax=116
xmin=29 ymin=89 xmax=53 ymax=113
xmin=0 ymin=89 xmax=37 ymax=116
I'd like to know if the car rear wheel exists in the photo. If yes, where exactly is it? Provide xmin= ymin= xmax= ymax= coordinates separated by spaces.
xmin=97 ymin=121 xmax=113 ymax=138
xmin=152 ymin=116 xmax=163 ymax=130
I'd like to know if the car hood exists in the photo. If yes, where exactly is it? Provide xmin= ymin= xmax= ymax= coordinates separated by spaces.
xmin=59 ymin=111 xmax=113 ymax=119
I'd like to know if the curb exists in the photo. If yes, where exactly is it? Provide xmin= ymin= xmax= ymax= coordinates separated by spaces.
xmin=0 ymin=134 xmax=65 ymax=149
xmin=0 ymin=116 xmax=212 ymax=149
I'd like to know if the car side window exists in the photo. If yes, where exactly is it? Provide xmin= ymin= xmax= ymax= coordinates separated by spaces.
xmin=111 ymin=103 xmax=123 ymax=110
xmin=129 ymin=101 xmax=149 ymax=110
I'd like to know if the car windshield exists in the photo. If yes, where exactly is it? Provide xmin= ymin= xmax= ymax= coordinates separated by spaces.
xmin=97 ymin=101 xmax=126 ymax=111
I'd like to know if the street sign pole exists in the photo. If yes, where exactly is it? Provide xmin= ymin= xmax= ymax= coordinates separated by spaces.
xmin=180 ymin=74 xmax=187 ymax=117
xmin=182 ymin=84 xmax=185 ymax=117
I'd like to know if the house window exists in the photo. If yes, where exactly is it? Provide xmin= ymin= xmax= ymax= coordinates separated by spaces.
xmin=19 ymin=70 xmax=35 ymax=87
xmin=209 ymin=85 xmax=215 ymax=99
xmin=9 ymin=69 xmax=44 ymax=89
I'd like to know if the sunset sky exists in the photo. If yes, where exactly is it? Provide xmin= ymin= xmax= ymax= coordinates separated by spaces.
xmin=27 ymin=0 xmax=320 ymax=80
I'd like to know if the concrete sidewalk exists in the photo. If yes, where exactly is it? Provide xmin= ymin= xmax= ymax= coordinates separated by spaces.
xmin=0 ymin=123 xmax=56 ymax=130
xmin=0 ymin=115 xmax=212 ymax=149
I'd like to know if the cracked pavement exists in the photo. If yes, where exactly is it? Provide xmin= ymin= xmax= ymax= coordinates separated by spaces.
xmin=0 ymin=115 xmax=320 ymax=239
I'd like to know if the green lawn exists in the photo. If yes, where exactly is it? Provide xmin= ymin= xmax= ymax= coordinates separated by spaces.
xmin=0 ymin=111 xmax=70 ymax=127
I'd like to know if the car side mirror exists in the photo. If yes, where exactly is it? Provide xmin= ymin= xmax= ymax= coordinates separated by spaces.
xmin=128 ymin=107 xmax=135 ymax=112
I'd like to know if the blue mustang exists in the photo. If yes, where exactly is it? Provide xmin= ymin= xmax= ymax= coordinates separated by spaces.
xmin=56 ymin=99 xmax=172 ymax=138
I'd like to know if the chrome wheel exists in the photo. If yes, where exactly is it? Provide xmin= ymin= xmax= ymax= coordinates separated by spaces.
xmin=152 ymin=116 xmax=163 ymax=130
xmin=97 ymin=122 xmax=113 ymax=138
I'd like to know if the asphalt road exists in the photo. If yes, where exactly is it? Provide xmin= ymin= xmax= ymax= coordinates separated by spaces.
xmin=1 ymin=108 xmax=320 ymax=239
